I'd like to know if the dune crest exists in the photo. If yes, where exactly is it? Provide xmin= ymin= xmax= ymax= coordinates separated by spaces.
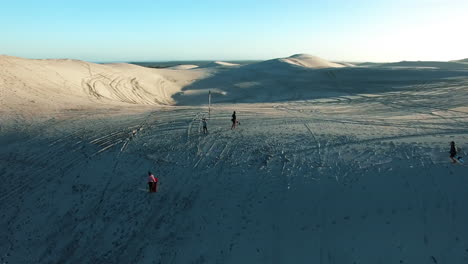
xmin=169 ymin=64 xmax=199 ymax=70
xmin=453 ymin=58 xmax=468 ymax=63
xmin=201 ymin=61 xmax=240 ymax=68
xmin=280 ymin=54 xmax=346 ymax=69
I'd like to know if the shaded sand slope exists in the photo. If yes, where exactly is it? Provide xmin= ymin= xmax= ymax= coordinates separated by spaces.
xmin=174 ymin=60 xmax=468 ymax=105
xmin=1 ymin=89 xmax=468 ymax=263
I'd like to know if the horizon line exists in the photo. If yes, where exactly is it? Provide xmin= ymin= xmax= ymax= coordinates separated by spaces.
xmin=1 ymin=53 xmax=467 ymax=64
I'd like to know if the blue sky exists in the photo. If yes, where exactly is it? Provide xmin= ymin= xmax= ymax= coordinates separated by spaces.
xmin=1 ymin=0 xmax=467 ymax=62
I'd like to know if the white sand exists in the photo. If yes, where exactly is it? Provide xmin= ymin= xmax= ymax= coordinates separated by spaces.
xmin=0 ymin=54 xmax=353 ymax=115
xmin=200 ymin=61 xmax=240 ymax=68
xmin=279 ymin=54 xmax=345 ymax=69
xmin=1 ymin=54 xmax=468 ymax=263
xmin=169 ymin=64 xmax=199 ymax=70
xmin=0 ymin=55 xmax=208 ymax=120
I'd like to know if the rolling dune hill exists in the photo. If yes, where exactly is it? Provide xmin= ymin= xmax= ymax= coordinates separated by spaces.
xmin=0 ymin=55 xmax=208 ymax=119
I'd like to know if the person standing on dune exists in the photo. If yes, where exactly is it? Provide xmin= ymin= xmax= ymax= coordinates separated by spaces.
xmin=202 ymin=118 xmax=208 ymax=134
xmin=449 ymin=141 xmax=463 ymax=163
xmin=147 ymin=171 xmax=158 ymax=192
xmin=231 ymin=111 xmax=237 ymax=129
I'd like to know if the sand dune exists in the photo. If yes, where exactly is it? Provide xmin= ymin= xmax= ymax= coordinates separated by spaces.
xmin=0 ymin=55 xmax=207 ymax=118
xmin=201 ymin=61 xmax=240 ymax=68
xmin=169 ymin=64 xmax=199 ymax=70
xmin=2 ymin=53 xmax=468 ymax=263
xmin=244 ymin=54 xmax=347 ymax=73
xmin=336 ymin=61 xmax=356 ymax=67
xmin=453 ymin=58 xmax=468 ymax=63
xmin=174 ymin=57 xmax=468 ymax=105
xmin=1 ymin=54 xmax=347 ymax=116
xmin=2 ymin=54 xmax=468 ymax=118
xmin=279 ymin=54 xmax=346 ymax=69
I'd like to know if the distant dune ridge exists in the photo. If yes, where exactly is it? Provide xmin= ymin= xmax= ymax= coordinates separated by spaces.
xmin=372 ymin=60 xmax=468 ymax=69
xmin=336 ymin=61 xmax=356 ymax=67
xmin=279 ymin=54 xmax=347 ymax=68
xmin=357 ymin=58 xmax=468 ymax=69
xmin=1 ymin=53 xmax=468 ymax=118
xmin=168 ymin=64 xmax=199 ymax=70
xmin=244 ymin=54 xmax=347 ymax=71
xmin=200 ymin=61 xmax=240 ymax=68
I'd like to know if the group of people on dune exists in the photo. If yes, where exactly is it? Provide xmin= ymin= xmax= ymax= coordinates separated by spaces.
xmin=201 ymin=111 xmax=239 ymax=135
xmin=146 ymin=111 xmax=240 ymax=192
xmin=146 ymin=114 xmax=464 ymax=193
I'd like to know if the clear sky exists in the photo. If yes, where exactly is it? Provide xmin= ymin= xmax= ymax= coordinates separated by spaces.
xmin=1 ymin=0 xmax=467 ymax=62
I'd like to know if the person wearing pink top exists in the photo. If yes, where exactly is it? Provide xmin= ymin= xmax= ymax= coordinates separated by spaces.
xmin=148 ymin=171 xmax=158 ymax=193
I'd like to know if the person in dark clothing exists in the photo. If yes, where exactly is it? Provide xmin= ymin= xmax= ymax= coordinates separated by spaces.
xmin=231 ymin=111 xmax=237 ymax=129
xmin=202 ymin=118 xmax=208 ymax=134
xmin=450 ymin=141 xmax=458 ymax=163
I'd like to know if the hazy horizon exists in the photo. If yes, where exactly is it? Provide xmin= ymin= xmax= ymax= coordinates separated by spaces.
xmin=2 ymin=54 xmax=467 ymax=65
xmin=2 ymin=0 xmax=468 ymax=62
